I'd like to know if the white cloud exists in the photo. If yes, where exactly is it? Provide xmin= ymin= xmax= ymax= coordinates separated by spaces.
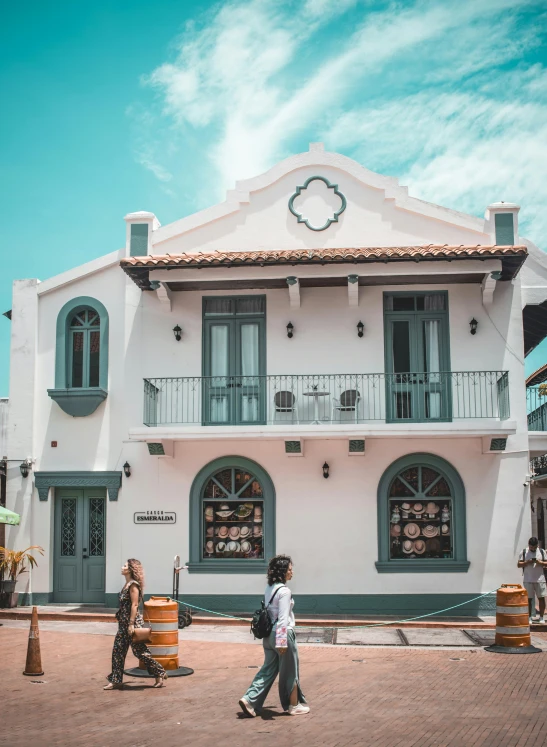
xmin=131 ymin=0 xmax=547 ymax=245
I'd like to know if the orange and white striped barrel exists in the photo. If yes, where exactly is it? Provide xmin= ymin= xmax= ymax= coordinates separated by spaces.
xmin=139 ymin=597 xmax=179 ymax=671
xmin=494 ymin=584 xmax=531 ymax=648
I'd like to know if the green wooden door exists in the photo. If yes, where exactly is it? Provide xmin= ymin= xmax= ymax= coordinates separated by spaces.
xmin=202 ymin=297 xmax=266 ymax=425
xmin=384 ymin=293 xmax=451 ymax=422
xmin=54 ymin=489 xmax=106 ymax=603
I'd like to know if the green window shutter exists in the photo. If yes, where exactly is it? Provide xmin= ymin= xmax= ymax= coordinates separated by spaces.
xmin=130 ymin=224 xmax=149 ymax=256
xmin=494 ymin=214 xmax=514 ymax=245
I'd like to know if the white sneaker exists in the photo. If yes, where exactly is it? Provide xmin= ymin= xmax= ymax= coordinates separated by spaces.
xmin=239 ymin=698 xmax=256 ymax=718
xmin=530 ymin=617 xmax=535 ymax=624
xmin=539 ymin=617 xmax=545 ymax=624
xmin=288 ymin=703 xmax=310 ymax=716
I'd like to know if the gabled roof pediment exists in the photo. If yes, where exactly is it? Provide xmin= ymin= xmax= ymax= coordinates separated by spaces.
xmin=151 ymin=144 xmax=488 ymax=252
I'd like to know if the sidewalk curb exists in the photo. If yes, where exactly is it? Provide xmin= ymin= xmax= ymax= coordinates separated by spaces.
xmin=0 ymin=608 xmax=496 ymax=629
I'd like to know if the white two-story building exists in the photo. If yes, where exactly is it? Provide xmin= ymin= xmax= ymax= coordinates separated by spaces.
xmin=5 ymin=144 xmax=547 ymax=617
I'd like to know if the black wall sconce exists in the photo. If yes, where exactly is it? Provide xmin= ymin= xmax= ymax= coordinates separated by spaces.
xmin=469 ymin=318 xmax=478 ymax=336
xmin=322 ymin=462 xmax=330 ymax=479
xmin=123 ymin=461 xmax=131 ymax=478
xmin=173 ymin=325 xmax=182 ymax=342
xmin=356 ymin=321 xmax=364 ymax=338
xmin=286 ymin=322 xmax=294 ymax=339
xmin=19 ymin=460 xmax=31 ymax=478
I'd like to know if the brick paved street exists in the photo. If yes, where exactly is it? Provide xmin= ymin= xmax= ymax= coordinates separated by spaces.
xmin=3 ymin=626 xmax=547 ymax=747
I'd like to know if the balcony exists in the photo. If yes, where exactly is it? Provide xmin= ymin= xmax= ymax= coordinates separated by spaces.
xmin=528 ymin=386 xmax=547 ymax=431
xmin=142 ymin=371 xmax=510 ymax=427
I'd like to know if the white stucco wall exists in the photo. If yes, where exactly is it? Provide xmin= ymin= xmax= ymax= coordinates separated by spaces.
xmin=4 ymin=147 xmax=537 ymax=605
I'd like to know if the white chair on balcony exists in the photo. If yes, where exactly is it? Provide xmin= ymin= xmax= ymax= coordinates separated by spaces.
xmin=332 ymin=389 xmax=361 ymax=423
xmin=273 ymin=390 xmax=299 ymax=424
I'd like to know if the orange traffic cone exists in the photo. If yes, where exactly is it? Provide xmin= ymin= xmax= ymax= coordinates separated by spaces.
xmin=23 ymin=606 xmax=44 ymax=676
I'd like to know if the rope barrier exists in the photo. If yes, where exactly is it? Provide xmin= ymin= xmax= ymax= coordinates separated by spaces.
xmin=176 ymin=590 xmax=497 ymax=630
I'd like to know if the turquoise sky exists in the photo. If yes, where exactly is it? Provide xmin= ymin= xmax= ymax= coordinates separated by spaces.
xmin=1 ymin=0 xmax=546 ymax=396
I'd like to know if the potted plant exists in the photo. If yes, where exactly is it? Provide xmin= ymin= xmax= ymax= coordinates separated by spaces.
xmin=0 ymin=546 xmax=44 ymax=608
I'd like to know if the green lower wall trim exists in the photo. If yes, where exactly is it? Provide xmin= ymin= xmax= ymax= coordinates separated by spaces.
xmin=103 ymin=593 xmax=494 ymax=617
xmin=17 ymin=592 xmax=54 ymax=606
xmin=34 ymin=592 xmax=497 ymax=617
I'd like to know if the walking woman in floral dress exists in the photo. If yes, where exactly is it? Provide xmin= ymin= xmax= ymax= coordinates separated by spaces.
xmin=104 ymin=558 xmax=167 ymax=690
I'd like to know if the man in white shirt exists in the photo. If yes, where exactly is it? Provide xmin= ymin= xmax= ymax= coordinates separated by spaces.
xmin=517 ymin=537 xmax=547 ymax=623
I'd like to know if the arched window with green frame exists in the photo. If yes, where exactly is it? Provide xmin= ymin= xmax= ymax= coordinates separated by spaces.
xmin=69 ymin=308 xmax=101 ymax=388
xmin=48 ymin=296 xmax=109 ymax=417
xmin=188 ymin=456 xmax=275 ymax=574
xmin=376 ymin=453 xmax=469 ymax=573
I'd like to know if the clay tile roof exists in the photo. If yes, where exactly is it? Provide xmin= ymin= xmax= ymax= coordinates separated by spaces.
xmin=120 ymin=244 xmax=527 ymax=290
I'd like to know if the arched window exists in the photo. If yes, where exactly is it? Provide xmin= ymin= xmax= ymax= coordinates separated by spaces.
xmin=376 ymin=453 xmax=469 ymax=573
xmin=48 ymin=296 xmax=109 ymax=417
xmin=69 ymin=308 xmax=101 ymax=388
xmin=188 ymin=456 xmax=275 ymax=574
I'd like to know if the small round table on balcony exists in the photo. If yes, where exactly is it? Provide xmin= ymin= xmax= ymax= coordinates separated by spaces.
xmin=303 ymin=391 xmax=329 ymax=424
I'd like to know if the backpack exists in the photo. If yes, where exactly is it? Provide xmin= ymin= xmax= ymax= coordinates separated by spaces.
xmin=250 ymin=585 xmax=284 ymax=639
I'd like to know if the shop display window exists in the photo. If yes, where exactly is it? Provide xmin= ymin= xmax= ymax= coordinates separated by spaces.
xmin=388 ymin=465 xmax=453 ymax=560
xmin=202 ymin=467 xmax=264 ymax=560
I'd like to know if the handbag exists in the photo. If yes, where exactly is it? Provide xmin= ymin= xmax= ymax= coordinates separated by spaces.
xmin=132 ymin=627 xmax=152 ymax=643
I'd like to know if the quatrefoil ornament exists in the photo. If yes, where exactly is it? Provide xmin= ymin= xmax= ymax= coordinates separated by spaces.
xmin=288 ymin=175 xmax=347 ymax=231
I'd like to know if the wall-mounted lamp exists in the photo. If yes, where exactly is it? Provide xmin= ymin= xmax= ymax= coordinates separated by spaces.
xmin=123 ymin=461 xmax=131 ymax=478
xmin=469 ymin=318 xmax=478 ymax=336
xmin=172 ymin=325 xmax=182 ymax=342
xmin=356 ymin=321 xmax=364 ymax=338
xmin=286 ymin=322 xmax=294 ymax=339
xmin=322 ymin=461 xmax=330 ymax=479
xmin=19 ymin=459 xmax=31 ymax=478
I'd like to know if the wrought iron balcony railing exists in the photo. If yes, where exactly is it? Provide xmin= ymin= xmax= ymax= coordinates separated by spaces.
xmin=527 ymin=385 xmax=547 ymax=431
xmin=143 ymin=371 xmax=510 ymax=427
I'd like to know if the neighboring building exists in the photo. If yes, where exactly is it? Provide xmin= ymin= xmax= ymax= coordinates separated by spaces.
xmin=5 ymin=144 xmax=547 ymax=615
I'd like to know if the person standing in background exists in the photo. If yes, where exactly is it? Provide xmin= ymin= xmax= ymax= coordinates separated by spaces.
xmin=518 ymin=537 xmax=547 ymax=624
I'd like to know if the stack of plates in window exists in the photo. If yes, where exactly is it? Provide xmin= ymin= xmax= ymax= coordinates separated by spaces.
xmin=204 ymin=502 xmax=263 ymax=558
xmin=389 ymin=501 xmax=451 ymax=559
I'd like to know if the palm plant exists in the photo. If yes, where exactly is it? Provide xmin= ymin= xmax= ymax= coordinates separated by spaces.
xmin=0 ymin=546 xmax=44 ymax=581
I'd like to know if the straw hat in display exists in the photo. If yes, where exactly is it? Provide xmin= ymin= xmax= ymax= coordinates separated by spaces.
xmin=206 ymin=526 xmax=214 ymax=538
xmin=413 ymin=539 xmax=426 ymax=555
xmin=216 ymin=542 xmax=226 ymax=553
xmin=425 ymin=502 xmax=439 ymax=515
xmin=205 ymin=540 xmax=214 ymax=554
xmin=241 ymin=540 xmax=251 ymax=554
xmin=402 ymin=540 xmax=414 ymax=554
xmin=403 ymin=523 xmax=420 ymax=539
xmin=218 ymin=526 xmax=229 ymax=539
xmin=412 ymin=503 xmax=424 ymax=515
xmin=401 ymin=502 xmax=411 ymax=518
xmin=216 ymin=504 xmax=234 ymax=518
xmin=229 ymin=526 xmax=241 ymax=540
xmin=422 ymin=525 xmax=439 ymax=538
xmin=227 ymin=541 xmax=240 ymax=552
xmin=390 ymin=524 xmax=402 ymax=537
xmin=205 ymin=506 xmax=214 ymax=522
xmin=441 ymin=524 xmax=449 ymax=535
xmin=240 ymin=526 xmax=251 ymax=540
xmin=253 ymin=525 xmax=263 ymax=537
xmin=254 ymin=506 xmax=262 ymax=522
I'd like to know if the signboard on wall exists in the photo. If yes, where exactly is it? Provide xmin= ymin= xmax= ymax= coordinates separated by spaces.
xmin=134 ymin=511 xmax=176 ymax=524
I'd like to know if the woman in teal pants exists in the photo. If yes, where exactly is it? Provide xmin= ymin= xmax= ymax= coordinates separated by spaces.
xmin=239 ymin=555 xmax=309 ymax=717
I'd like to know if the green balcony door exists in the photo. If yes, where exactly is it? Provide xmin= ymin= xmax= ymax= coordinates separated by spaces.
xmin=54 ymin=488 xmax=106 ymax=603
xmin=203 ymin=296 xmax=266 ymax=425
xmin=384 ymin=293 xmax=451 ymax=423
